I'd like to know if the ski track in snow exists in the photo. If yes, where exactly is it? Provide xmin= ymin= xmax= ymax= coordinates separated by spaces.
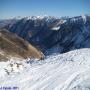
xmin=0 ymin=48 xmax=90 ymax=90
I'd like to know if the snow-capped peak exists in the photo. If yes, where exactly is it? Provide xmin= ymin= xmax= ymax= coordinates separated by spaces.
xmin=82 ymin=15 xmax=87 ymax=24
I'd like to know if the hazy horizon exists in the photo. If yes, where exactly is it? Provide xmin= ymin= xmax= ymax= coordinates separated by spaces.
xmin=0 ymin=0 xmax=90 ymax=19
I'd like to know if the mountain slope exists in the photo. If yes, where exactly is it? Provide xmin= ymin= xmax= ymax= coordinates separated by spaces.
xmin=0 ymin=48 xmax=90 ymax=90
xmin=0 ymin=15 xmax=90 ymax=90
xmin=0 ymin=19 xmax=17 ymax=29
xmin=6 ymin=15 xmax=90 ymax=54
xmin=0 ymin=29 xmax=44 ymax=60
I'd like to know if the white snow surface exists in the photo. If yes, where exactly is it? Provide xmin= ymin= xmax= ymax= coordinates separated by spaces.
xmin=81 ymin=15 xmax=87 ymax=24
xmin=0 ymin=48 xmax=90 ymax=90
xmin=51 ymin=26 xmax=60 ymax=31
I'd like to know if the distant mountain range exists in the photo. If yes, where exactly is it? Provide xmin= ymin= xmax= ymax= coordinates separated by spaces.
xmin=0 ymin=15 xmax=90 ymax=59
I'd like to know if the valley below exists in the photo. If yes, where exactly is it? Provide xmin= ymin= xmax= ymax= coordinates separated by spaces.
xmin=0 ymin=15 xmax=90 ymax=90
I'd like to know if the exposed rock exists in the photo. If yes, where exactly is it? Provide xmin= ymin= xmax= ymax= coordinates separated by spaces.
xmin=0 ymin=29 xmax=44 ymax=60
xmin=0 ymin=53 xmax=9 ymax=61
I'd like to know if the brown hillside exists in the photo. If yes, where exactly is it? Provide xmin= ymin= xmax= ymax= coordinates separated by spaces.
xmin=0 ymin=29 xmax=44 ymax=60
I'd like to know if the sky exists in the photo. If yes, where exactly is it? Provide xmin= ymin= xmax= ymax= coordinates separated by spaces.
xmin=0 ymin=0 xmax=90 ymax=19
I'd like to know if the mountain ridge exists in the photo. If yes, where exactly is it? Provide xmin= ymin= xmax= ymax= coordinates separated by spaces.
xmin=7 ymin=15 xmax=90 ymax=54
xmin=0 ymin=15 xmax=90 ymax=57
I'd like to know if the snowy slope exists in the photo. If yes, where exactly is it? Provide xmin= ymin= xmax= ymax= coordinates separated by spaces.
xmin=0 ymin=48 xmax=90 ymax=90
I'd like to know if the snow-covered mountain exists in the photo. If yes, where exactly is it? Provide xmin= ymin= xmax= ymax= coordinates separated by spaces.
xmin=0 ymin=48 xmax=90 ymax=90
xmin=3 ymin=15 xmax=89 ymax=55
xmin=0 ymin=19 xmax=18 ymax=29
xmin=0 ymin=15 xmax=90 ymax=90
